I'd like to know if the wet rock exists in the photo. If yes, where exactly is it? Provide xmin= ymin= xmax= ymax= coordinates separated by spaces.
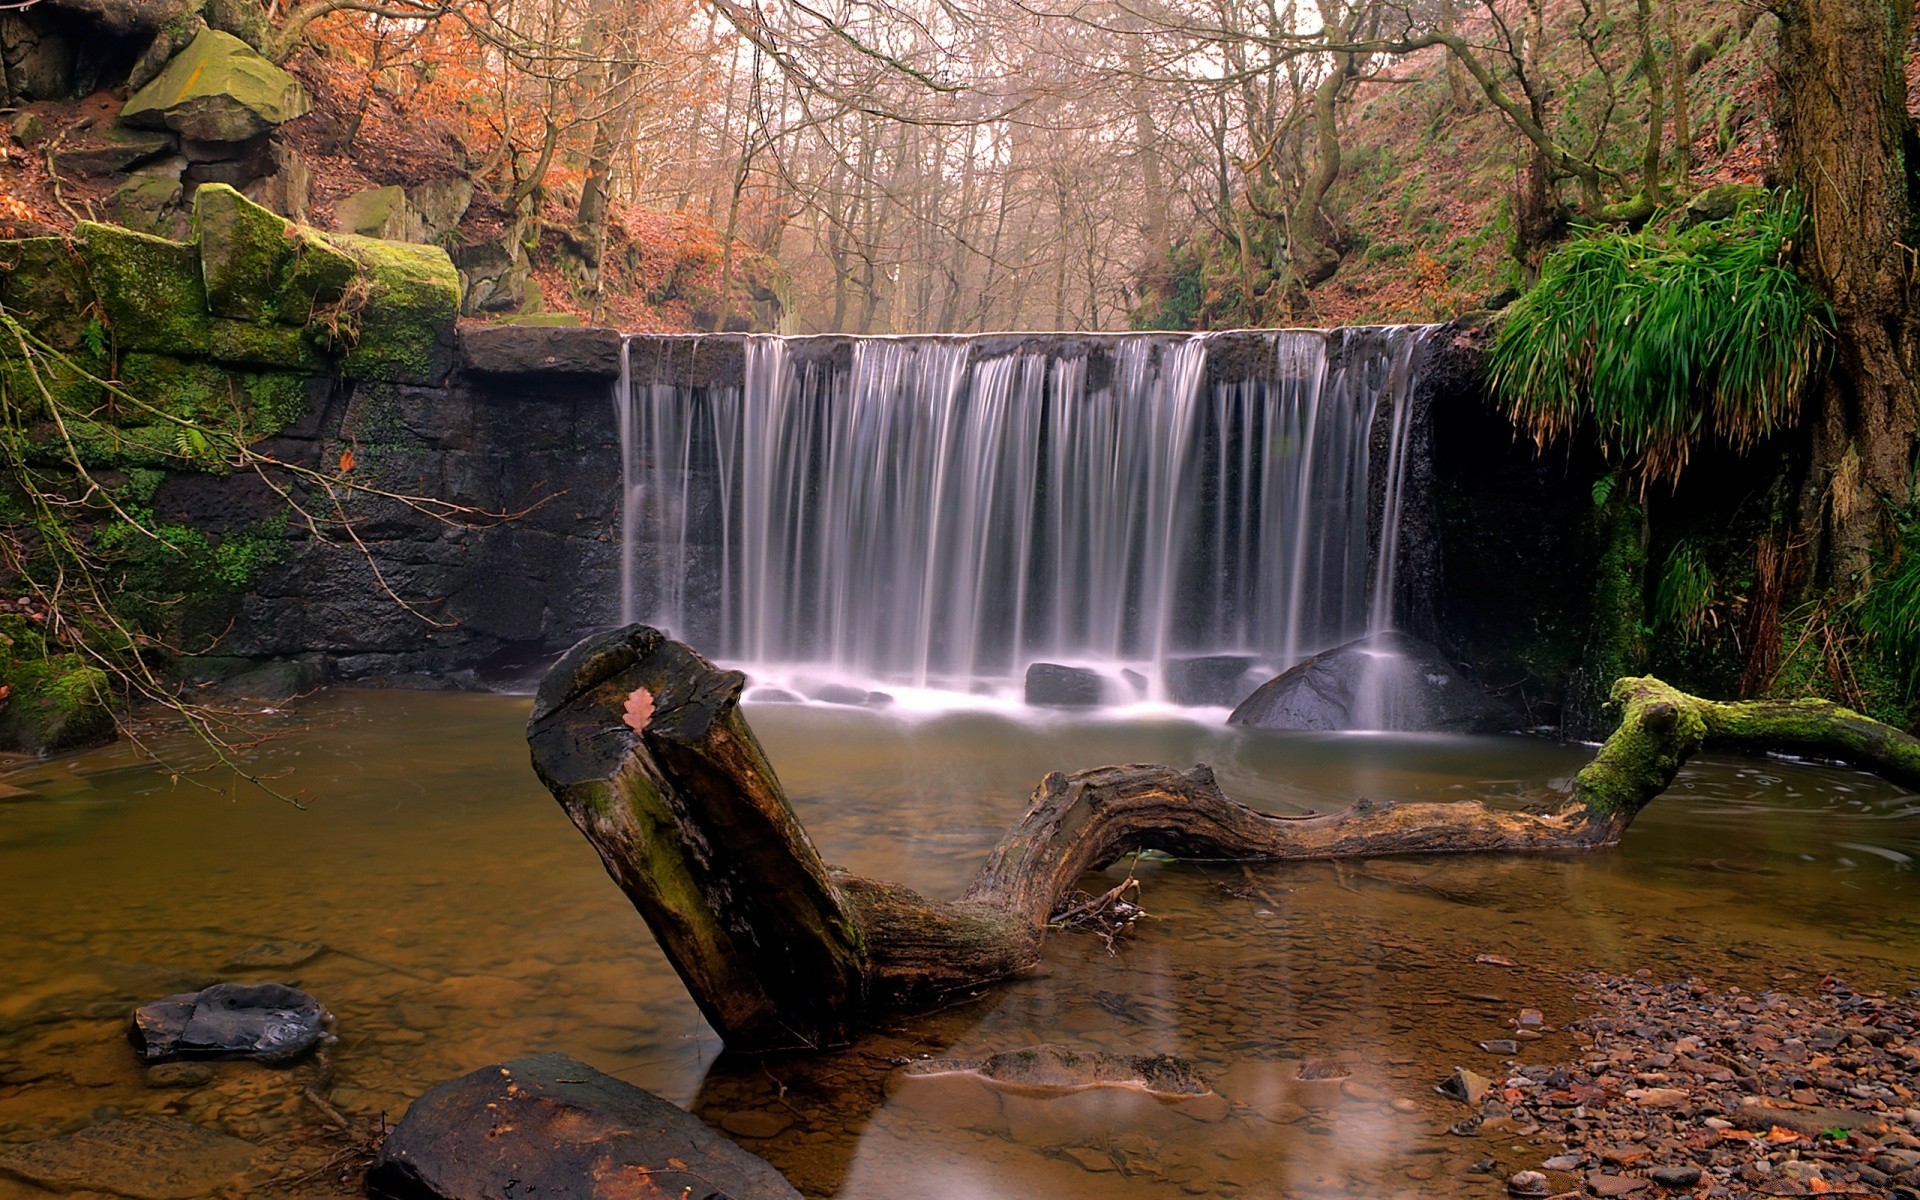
xmin=1163 ymin=654 xmax=1261 ymax=706
xmin=366 ymin=1053 xmax=801 ymax=1200
xmin=1024 ymin=663 xmax=1105 ymax=708
xmin=1228 ymin=632 xmax=1515 ymax=733
xmin=1507 ymin=1170 xmax=1550 ymax=1197
xmin=459 ymin=325 xmax=623 ymax=379
xmin=0 ymin=1116 xmax=255 ymax=1200
xmin=121 ymin=29 xmax=310 ymax=142
xmin=129 ymin=982 xmax=331 ymax=1065
xmin=903 ymin=1044 xmax=1222 ymax=1114
xmin=1650 ymin=1165 xmax=1701 ymax=1189
xmin=1480 ymin=1039 xmax=1519 ymax=1055
xmin=1437 ymin=1066 xmax=1491 ymax=1105
xmin=1585 ymin=1174 xmax=1647 ymax=1196
xmin=810 ymin=683 xmax=893 ymax=707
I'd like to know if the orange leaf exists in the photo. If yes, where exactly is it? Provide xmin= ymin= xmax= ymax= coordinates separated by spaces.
xmin=667 ymin=1158 xmax=688 ymax=1170
xmin=339 ymin=449 xmax=356 ymax=472
xmin=623 ymin=687 xmax=654 ymax=732
xmin=1765 ymin=1126 xmax=1801 ymax=1143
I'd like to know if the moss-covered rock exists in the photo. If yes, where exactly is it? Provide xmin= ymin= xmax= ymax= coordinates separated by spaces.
xmin=121 ymin=28 xmax=309 ymax=142
xmin=75 ymin=221 xmax=215 ymax=355
xmin=0 ymin=238 xmax=98 ymax=351
xmin=194 ymin=182 xmax=294 ymax=321
xmin=109 ymin=173 xmax=187 ymax=239
xmin=276 ymin=230 xmax=356 ymax=324
xmin=334 ymin=186 xmax=423 ymax=242
xmin=0 ymin=617 xmax=117 ymax=755
xmin=330 ymin=234 xmax=459 ymax=384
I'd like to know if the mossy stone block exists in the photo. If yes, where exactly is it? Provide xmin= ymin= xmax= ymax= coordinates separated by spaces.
xmin=110 ymin=174 xmax=186 ymax=239
xmin=276 ymin=231 xmax=356 ymax=323
xmin=0 ymin=617 xmax=117 ymax=755
xmin=122 ymin=28 xmax=310 ymax=142
xmin=75 ymin=222 xmax=215 ymax=355
xmin=0 ymin=354 xmax=106 ymax=420
xmin=0 ymin=238 xmax=97 ymax=350
xmin=334 ymin=185 xmax=422 ymax=242
xmin=194 ymin=182 xmax=295 ymax=322
xmin=119 ymin=352 xmax=237 ymax=421
xmin=330 ymin=234 xmax=459 ymax=384
xmin=205 ymin=319 xmax=324 ymax=370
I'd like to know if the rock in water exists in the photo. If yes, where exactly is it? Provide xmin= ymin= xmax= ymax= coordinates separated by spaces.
xmin=130 ymin=982 xmax=331 ymax=1065
xmin=1024 ymin=662 xmax=1105 ymax=707
xmin=902 ymin=1044 xmax=1223 ymax=1109
xmin=367 ymin=1054 xmax=802 ymax=1200
xmin=1228 ymin=632 xmax=1515 ymax=733
xmin=0 ymin=1116 xmax=256 ymax=1200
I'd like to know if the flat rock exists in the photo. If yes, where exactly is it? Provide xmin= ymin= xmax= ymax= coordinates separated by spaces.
xmin=459 ymin=325 xmax=623 ymax=379
xmin=1732 ymin=1101 xmax=1882 ymax=1136
xmin=51 ymin=128 xmax=177 ymax=178
xmin=366 ymin=1053 xmax=801 ymax=1200
xmin=129 ymin=982 xmax=331 ymax=1065
xmin=0 ymin=1117 xmax=255 ymax=1200
xmin=1228 ymin=631 xmax=1515 ymax=733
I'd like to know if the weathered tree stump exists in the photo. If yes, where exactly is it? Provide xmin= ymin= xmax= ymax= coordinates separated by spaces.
xmin=527 ymin=625 xmax=1920 ymax=1053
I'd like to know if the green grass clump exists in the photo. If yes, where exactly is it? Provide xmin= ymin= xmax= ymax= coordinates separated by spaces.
xmin=1861 ymin=513 xmax=1920 ymax=712
xmin=1489 ymin=199 xmax=1833 ymax=485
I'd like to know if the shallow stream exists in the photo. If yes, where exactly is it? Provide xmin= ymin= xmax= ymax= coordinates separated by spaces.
xmin=1 ymin=691 xmax=1916 ymax=1198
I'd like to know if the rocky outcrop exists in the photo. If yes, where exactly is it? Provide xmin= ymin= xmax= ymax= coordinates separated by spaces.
xmin=121 ymin=28 xmax=308 ymax=142
xmin=367 ymin=1054 xmax=802 ymax=1200
xmin=1228 ymin=632 xmax=1517 ymax=734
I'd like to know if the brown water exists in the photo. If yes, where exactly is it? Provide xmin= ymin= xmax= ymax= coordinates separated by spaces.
xmin=1 ymin=691 xmax=1917 ymax=1198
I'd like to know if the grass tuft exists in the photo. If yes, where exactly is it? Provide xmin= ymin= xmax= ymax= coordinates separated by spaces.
xmin=1488 ymin=198 xmax=1833 ymax=485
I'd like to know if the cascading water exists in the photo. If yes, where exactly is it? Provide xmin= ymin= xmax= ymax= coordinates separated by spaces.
xmin=617 ymin=327 xmax=1431 ymax=708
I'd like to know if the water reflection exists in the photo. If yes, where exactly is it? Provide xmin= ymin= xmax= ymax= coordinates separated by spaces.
xmin=0 ymin=692 xmax=1914 ymax=1198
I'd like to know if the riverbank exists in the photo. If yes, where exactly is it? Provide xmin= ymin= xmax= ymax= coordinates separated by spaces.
xmin=1468 ymin=973 xmax=1920 ymax=1198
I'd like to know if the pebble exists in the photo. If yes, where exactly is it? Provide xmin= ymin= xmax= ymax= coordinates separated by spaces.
xmin=1648 ymin=1165 xmax=1700 ymax=1188
xmin=1507 ymin=1169 xmax=1550 ymax=1197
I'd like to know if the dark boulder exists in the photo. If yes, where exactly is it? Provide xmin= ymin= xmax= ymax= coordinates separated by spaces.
xmin=1164 ymin=654 xmax=1262 ymax=707
xmin=459 ymin=324 xmax=623 ymax=379
xmin=129 ymin=982 xmax=331 ymax=1065
xmin=1024 ymin=662 xmax=1104 ymax=707
xmin=1228 ymin=632 xmax=1515 ymax=734
xmin=366 ymin=1053 xmax=802 ymax=1200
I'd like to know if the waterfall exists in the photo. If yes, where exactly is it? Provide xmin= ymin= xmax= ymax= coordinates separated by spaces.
xmin=617 ymin=327 xmax=1432 ymax=707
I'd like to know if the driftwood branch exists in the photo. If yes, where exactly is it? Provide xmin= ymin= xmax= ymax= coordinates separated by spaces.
xmin=526 ymin=627 xmax=1920 ymax=1053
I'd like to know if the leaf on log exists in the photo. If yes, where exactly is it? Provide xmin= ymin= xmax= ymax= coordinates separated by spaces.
xmin=622 ymin=686 xmax=654 ymax=732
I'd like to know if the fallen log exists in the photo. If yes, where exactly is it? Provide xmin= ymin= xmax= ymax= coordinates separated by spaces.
xmin=526 ymin=626 xmax=1920 ymax=1053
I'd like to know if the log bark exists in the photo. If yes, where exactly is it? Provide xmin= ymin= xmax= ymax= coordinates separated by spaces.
xmin=527 ymin=627 xmax=1920 ymax=1053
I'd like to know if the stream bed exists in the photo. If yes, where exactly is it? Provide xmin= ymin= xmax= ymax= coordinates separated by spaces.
xmin=1 ymin=690 xmax=1916 ymax=1198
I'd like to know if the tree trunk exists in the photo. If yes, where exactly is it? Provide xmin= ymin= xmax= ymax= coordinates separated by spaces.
xmin=1775 ymin=0 xmax=1920 ymax=588
xmin=527 ymin=626 xmax=1920 ymax=1054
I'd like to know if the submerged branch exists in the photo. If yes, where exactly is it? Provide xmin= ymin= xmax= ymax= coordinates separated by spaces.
xmin=526 ymin=628 xmax=1920 ymax=1054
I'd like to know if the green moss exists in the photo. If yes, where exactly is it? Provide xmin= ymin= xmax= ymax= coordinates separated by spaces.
xmin=118 ymin=353 xmax=236 ymax=421
xmin=0 ymin=239 xmax=97 ymax=351
xmin=75 ymin=222 xmax=217 ymax=355
xmin=1571 ymin=677 xmax=1707 ymax=815
xmin=242 ymin=372 xmax=311 ymax=434
xmin=328 ymin=234 xmax=460 ymax=384
xmin=0 ymin=617 xmax=117 ymax=755
xmin=194 ymin=183 xmax=296 ymax=322
xmin=276 ymin=232 xmax=357 ymax=324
